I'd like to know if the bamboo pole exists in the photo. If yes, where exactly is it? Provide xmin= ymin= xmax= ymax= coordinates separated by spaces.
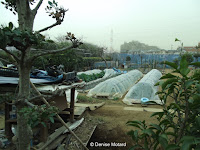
xmin=30 ymin=81 xmax=88 ymax=150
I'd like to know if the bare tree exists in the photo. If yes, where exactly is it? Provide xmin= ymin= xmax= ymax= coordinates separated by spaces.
xmin=98 ymin=47 xmax=108 ymax=68
xmin=0 ymin=1 xmax=82 ymax=149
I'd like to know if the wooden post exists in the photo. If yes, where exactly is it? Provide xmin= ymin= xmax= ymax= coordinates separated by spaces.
xmin=30 ymin=82 xmax=88 ymax=150
xmin=40 ymin=122 xmax=48 ymax=142
xmin=5 ymin=103 xmax=13 ymax=139
xmin=70 ymin=87 xmax=75 ymax=122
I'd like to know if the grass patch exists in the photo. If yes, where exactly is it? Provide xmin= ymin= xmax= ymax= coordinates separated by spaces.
xmin=77 ymin=93 xmax=125 ymax=105
xmin=77 ymin=94 xmax=94 ymax=102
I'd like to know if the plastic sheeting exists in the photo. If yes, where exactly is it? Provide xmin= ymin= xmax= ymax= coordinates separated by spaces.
xmin=0 ymin=76 xmax=62 ymax=84
xmin=102 ymin=69 xmax=118 ymax=78
xmin=123 ymin=69 xmax=162 ymax=105
xmin=37 ymin=85 xmax=79 ymax=103
xmin=87 ymin=70 xmax=143 ymax=99
xmin=77 ymin=69 xmax=102 ymax=76
xmin=78 ymin=68 xmax=121 ymax=79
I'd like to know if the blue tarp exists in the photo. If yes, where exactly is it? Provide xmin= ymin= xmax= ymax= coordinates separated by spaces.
xmin=30 ymin=70 xmax=63 ymax=82
xmin=112 ymin=53 xmax=200 ymax=68
xmin=113 ymin=53 xmax=180 ymax=64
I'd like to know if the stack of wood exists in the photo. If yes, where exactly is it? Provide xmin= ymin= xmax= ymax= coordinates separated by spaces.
xmin=34 ymin=102 xmax=105 ymax=150
xmin=35 ymin=119 xmax=84 ymax=150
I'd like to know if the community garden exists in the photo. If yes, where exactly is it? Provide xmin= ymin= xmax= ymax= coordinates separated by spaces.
xmin=1 ymin=56 xmax=200 ymax=150
xmin=0 ymin=1 xmax=200 ymax=150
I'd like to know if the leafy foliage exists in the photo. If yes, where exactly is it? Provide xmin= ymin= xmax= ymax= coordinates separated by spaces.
xmin=1 ymin=0 xmax=61 ymax=16
xmin=33 ymin=48 xmax=83 ymax=71
xmin=18 ymin=104 xmax=59 ymax=128
xmin=0 ymin=23 xmax=81 ymax=51
xmin=78 ymin=71 xmax=105 ymax=82
xmin=127 ymin=56 xmax=200 ymax=150
xmin=182 ymin=52 xmax=194 ymax=63
xmin=0 ymin=93 xmax=15 ymax=104
xmin=79 ymin=43 xmax=105 ymax=57
xmin=173 ymin=58 xmax=180 ymax=66
xmin=45 ymin=0 xmax=68 ymax=23
xmin=1 ymin=0 xmax=17 ymax=14
xmin=0 ymin=22 xmax=45 ymax=50
xmin=0 ymin=51 xmax=16 ymax=64
xmin=32 ymin=41 xmax=109 ymax=71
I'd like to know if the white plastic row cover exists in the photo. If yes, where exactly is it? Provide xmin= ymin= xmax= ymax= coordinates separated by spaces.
xmin=123 ymin=69 xmax=163 ymax=105
xmin=77 ymin=69 xmax=102 ymax=75
xmin=87 ymin=70 xmax=143 ymax=99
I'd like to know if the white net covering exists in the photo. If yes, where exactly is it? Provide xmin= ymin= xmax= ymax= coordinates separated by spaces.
xmin=103 ymin=69 xmax=118 ymax=78
xmin=87 ymin=70 xmax=143 ymax=99
xmin=123 ymin=69 xmax=163 ymax=105
xmin=77 ymin=69 xmax=102 ymax=75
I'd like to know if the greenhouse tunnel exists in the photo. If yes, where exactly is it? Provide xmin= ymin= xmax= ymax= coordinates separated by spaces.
xmin=87 ymin=70 xmax=143 ymax=99
xmin=77 ymin=69 xmax=102 ymax=75
xmin=123 ymin=69 xmax=163 ymax=105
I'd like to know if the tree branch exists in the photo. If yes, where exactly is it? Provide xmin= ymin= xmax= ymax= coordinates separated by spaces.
xmin=29 ymin=45 xmax=74 ymax=62
xmin=37 ymin=21 xmax=62 ymax=33
xmin=28 ymin=95 xmax=45 ymax=102
xmin=6 ymin=102 xmax=16 ymax=105
xmin=32 ymin=0 xmax=44 ymax=16
xmin=0 ymin=58 xmax=12 ymax=64
xmin=1 ymin=48 xmax=20 ymax=63
xmin=24 ymin=99 xmax=36 ymax=108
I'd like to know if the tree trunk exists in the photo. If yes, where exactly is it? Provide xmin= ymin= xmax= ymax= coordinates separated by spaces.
xmin=15 ymin=1 xmax=35 ymax=149
xmin=17 ymin=63 xmax=33 ymax=150
xmin=16 ymin=0 xmax=34 ymax=31
xmin=101 ymin=56 xmax=108 ymax=68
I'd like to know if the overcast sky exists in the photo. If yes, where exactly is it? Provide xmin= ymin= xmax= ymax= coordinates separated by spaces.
xmin=0 ymin=0 xmax=200 ymax=51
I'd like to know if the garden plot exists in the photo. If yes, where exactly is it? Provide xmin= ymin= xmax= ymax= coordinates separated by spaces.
xmin=77 ymin=69 xmax=102 ymax=76
xmin=78 ymin=69 xmax=105 ymax=83
xmin=77 ymin=69 xmax=119 ymax=91
xmin=78 ymin=69 xmax=118 ymax=82
xmin=123 ymin=69 xmax=163 ymax=105
xmin=87 ymin=70 xmax=143 ymax=99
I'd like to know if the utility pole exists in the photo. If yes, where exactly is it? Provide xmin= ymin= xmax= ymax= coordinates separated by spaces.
xmin=110 ymin=29 xmax=113 ymax=53
xmin=110 ymin=29 xmax=114 ymax=67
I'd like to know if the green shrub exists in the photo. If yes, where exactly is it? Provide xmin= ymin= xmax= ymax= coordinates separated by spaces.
xmin=78 ymin=71 xmax=105 ymax=82
xmin=127 ymin=56 xmax=200 ymax=150
xmin=19 ymin=104 xmax=59 ymax=128
xmin=77 ymin=94 xmax=93 ymax=102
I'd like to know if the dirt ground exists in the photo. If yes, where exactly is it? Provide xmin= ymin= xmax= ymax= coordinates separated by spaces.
xmin=87 ymin=103 xmax=160 ymax=150
xmin=61 ymin=95 xmax=162 ymax=150
xmin=0 ymin=96 xmax=165 ymax=150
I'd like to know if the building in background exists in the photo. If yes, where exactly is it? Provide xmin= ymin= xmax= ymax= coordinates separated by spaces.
xmin=181 ymin=42 xmax=200 ymax=54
